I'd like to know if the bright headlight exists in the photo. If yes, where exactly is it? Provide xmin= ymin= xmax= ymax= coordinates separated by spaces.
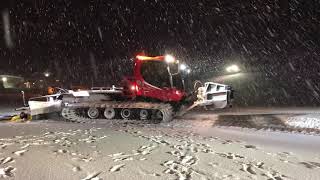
xmin=165 ymin=55 xmax=175 ymax=63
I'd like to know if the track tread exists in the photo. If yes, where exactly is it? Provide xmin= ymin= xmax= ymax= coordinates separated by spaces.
xmin=61 ymin=102 xmax=173 ymax=123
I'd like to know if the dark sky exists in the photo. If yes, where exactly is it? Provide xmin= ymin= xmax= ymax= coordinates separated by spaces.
xmin=0 ymin=0 xmax=319 ymax=86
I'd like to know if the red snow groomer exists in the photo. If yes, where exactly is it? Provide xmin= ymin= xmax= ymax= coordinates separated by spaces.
xmin=28 ymin=54 xmax=233 ymax=123
xmin=122 ymin=55 xmax=186 ymax=102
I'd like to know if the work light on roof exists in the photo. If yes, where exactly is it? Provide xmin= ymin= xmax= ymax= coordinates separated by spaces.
xmin=165 ymin=55 xmax=175 ymax=63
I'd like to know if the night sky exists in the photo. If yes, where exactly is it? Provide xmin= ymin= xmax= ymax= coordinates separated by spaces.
xmin=0 ymin=0 xmax=320 ymax=105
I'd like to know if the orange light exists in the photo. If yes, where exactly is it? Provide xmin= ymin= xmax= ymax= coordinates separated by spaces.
xmin=136 ymin=55 xmax=163 ymax=61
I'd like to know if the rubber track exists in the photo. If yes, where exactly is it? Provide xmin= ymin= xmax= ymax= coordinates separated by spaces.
xmin=61 ymin=101 xmax=173 ymax=123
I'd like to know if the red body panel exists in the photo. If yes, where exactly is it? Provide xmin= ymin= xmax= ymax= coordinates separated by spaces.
xmin=123 ymin=56 xmax=185 ymax=102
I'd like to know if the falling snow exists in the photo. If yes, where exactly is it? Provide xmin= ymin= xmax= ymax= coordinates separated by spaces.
xmin=0 ymin=1 xmax=319 ymax=106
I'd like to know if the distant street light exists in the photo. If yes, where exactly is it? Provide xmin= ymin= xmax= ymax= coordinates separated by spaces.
xmin=44 ymin=72 xmax=50 ymax=77
xmin=226 ymin=65 xmax=240 ymax=73
xmin=1 ymin=77 xmax=7 ymax=82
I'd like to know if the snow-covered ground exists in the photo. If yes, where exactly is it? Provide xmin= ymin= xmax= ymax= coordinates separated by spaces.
xmin=0 ymin=119 xmax=319 ymax=180
xmin=286 ymin=114 xmax=320 ymax=129
xmin=1 ymin=107 xmax=320 ymax=179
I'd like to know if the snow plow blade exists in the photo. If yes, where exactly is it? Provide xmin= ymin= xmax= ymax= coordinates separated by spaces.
xmin=196 ymin=82 xmax=233 ymax=109
xmin=28 ymin=94 xmax=63 ymax=120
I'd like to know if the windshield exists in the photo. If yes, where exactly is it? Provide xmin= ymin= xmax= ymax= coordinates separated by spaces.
xmin=140 ymin=60 xmax=184 ymax=90
xmin=141 ymin=61 xmax=171 ymax=88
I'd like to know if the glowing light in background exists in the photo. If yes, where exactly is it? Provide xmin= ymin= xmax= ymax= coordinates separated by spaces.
xmin=226 ymin=65 xmax=240 ymax=73
xmin=1 ymin=77 xmax=7 ymax=82
xmin=44 ymin=72 xmax=50 ymax=77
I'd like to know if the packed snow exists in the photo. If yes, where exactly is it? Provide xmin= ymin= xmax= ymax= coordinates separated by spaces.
xmin=286 ymin=114 xmax=320 ymax=129
xmin=0 ymin=120 xmax=319 ymax=180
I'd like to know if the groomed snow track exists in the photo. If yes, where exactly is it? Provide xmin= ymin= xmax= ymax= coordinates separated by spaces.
xmin=61 ymin=101 xmax=173 ymax=123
